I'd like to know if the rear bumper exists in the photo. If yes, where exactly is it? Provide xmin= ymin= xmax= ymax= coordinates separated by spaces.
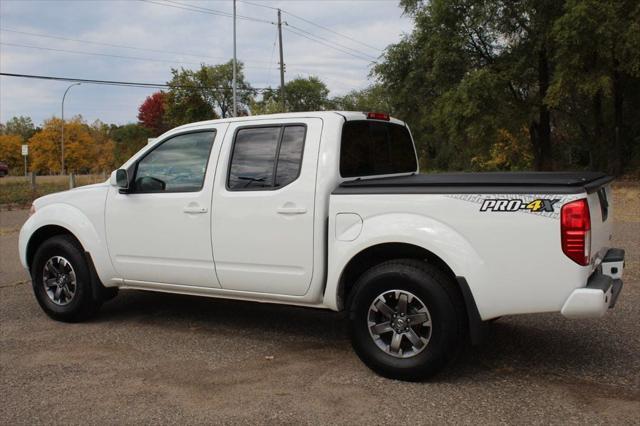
xmin=561 ymin=248 xmax=625 ymax=319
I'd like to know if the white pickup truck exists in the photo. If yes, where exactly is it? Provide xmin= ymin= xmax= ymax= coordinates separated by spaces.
xmin=19 ymin=111 xmax=625 ymax=380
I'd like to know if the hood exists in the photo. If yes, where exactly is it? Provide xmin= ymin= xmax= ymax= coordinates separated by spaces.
xmin=33 ymin=181 xmax=110 ymax=209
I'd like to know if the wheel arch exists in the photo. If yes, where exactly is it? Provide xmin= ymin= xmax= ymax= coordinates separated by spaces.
xmin=26 ymin=224 xmax=113 ymax=302
xmin=335 ymin=242 xmax=484 ymax=345
xmin=20 ymin=202 xmax=119 ymax=289
xmin=26 ymin=224 xmax=80 ymax=269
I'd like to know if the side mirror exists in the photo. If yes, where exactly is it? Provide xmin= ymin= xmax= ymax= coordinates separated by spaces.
xmin=110 ymin=169 xmax=129 ymax=190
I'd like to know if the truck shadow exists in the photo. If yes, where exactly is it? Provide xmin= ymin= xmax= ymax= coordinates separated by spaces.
xmin=98 ymin=289 xmax=633 ymax=384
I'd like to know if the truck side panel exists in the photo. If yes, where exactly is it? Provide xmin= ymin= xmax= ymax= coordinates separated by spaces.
xmin=326 ymin=192 xmax=600 ymax=319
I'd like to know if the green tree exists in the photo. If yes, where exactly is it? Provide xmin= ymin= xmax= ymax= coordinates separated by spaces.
xmin=375 ymin=0 xmax=640 ymax=173
xmin=283 ymin=76 xmax=330 ymax=112
xmin=548 ymin=0 xmax=640 ymax=173
xmin=249 ymin=88 xmax=282 ymax=115
xmin=251 ymin=76 xmax=331 ymax=114
xmin=166 ymin=61 xmax=254 ymax=124
xmin=108 ymin=123 xmax=150 ymax=166
xmin=375 ymin=0 xmax=524 ymax=170
xmin=2 ymin=116 xmax=36 ymax=142
xmin=331 ymin=85 xmax=391 ymax=112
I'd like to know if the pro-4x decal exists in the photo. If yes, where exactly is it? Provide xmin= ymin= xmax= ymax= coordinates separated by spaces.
xmin=480 ymin=198 xmax=560 ymax=213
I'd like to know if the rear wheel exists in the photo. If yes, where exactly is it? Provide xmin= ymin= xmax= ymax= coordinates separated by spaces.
xmin=348 ymin=259 xmax=465 ymax=381
xmin=31 ymin=235 xmax=102 ymax=322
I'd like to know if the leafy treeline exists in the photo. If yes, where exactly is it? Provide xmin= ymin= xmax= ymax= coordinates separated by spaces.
xmin=0 ymin=116 xmax=150 ymax=175
xmin=372 ymin=0 xmax=640 ymax=172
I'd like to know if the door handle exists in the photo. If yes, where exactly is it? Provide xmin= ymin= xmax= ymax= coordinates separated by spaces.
xmin=183 ymin=205 xmax=208 ymax=214
xmin=276 ymin=206 xmax=307 ymax=215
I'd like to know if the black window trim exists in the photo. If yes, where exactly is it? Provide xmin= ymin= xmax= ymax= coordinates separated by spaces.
xmin=226 ymin=122 xmax=308 ymax=192
xmin=338 ymin=120 xmax=419 ymax=179
xmin=129 ymin=129 xmax=217 ymax=194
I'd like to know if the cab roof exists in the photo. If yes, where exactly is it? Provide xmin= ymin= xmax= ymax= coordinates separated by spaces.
xmin=174 ymin=111 xmax=406 ymax=131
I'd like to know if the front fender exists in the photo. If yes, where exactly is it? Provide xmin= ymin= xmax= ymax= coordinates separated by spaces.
xmin=324 ymin=212 xmax=489 ymax=314
xmin=19 ymin=203 xmax=119 ymax=286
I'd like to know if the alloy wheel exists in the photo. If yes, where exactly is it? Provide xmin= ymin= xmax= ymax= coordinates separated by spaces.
xmin=42 ymin=256 xmax=77 ymax=306
xmin=367 ymin=289 xmax=432 ymax=358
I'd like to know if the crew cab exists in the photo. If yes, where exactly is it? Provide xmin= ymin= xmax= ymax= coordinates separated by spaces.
xmin=19 ymin=111 xmax=625 ymax=380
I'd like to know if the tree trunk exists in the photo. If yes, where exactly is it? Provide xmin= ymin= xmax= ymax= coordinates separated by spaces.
xmin=536 ymin=46 xmax=552 ymax=171
xmin=592 ymin=90 xmax=606 ymax=171
xmin=610 ymin=69 xmax=624 ymax=175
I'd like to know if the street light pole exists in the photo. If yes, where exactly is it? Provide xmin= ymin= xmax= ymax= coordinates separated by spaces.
xmin=61 ymin=82 xmax=81 ymax=175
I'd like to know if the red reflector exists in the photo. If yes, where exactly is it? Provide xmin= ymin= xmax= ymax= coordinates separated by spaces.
xmin=366 ymin=112 xmax=390 ymax=121
xmin=561 ymin=199 xmax=591 ymax=266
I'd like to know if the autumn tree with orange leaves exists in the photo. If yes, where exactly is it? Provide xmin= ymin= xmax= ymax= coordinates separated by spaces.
xmin=28 ymin=117 xmax=114 ymax=174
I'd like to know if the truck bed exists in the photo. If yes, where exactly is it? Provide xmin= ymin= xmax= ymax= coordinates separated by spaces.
xmin=334 ymin=172 xmax=614 ymax=194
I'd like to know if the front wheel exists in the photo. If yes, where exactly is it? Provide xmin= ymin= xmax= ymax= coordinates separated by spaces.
xmin=31 ymin=235 xmax=102 ymax=322
xmin=348 ymin=259 xmax=465 ymax=381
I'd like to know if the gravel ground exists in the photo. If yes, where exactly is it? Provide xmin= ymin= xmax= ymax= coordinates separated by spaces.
xmin=1 ymin=190 xmax=638 ymax=425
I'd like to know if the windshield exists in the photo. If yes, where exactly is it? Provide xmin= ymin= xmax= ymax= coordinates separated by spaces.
xmin=340 ymin=120 xmax=417 ymax=178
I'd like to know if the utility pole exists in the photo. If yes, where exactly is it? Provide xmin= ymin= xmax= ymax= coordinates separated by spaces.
xmin=277 ymin=8 xmax=286 ymax=112
xmin=232 ymin=0 xmax=237 ymax=117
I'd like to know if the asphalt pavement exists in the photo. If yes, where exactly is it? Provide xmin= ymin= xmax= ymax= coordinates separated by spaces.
xmin=1 ymin=207 xmax=638 ymax=425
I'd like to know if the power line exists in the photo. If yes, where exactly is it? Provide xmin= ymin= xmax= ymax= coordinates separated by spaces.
xmin=140 ymin=0 xmax=381 ymax=65
xmin=283 ymin=27 xmax=376 ymax=63
xmin=238 ymin=0 xmax=383 ymax=52
xmin=285 ymin=23 xmax=378 ymax=61
xmin=0 ymin=28 xmax=273 ymax=64
xmin=140 ymin=0 xmax=274 ymax=25
xmin=238 ymin=0 xmax=279 ymax=11
xmin=0 ymin=42 xmax=273 ymax=69
xmin=164 ymin=0 xmax=274 ymax=24
xmin=0 ymin=27 xmax=364 ymax=67
xmin=282 ymin=9 xmax=383 ymax=53
xmin=0 ymin=72 xmax=270 ymax=92
xmin=266 ymin=27 xmax=278 ymax=85
xmin=0 ymin=41 xmax=202 ymax=65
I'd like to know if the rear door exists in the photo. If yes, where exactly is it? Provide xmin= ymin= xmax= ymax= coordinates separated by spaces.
xmin=211 ymin=118 xmax=322 ymax=296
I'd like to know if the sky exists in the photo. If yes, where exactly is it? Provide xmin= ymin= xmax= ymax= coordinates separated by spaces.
xmin=0 ymin=0 xmax=412 ymax=126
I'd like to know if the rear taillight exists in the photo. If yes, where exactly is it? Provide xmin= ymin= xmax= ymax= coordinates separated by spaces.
xmin=561 ymin=199 xmax=591 ymax=266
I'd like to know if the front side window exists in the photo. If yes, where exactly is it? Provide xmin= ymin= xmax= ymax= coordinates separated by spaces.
xmin=228 ymin=125 xmax=306 ymax=190
xmin=134 ymin=130 xmax=215 ymax=193
xmin=340 ymin=121 xmax=417 ymax=178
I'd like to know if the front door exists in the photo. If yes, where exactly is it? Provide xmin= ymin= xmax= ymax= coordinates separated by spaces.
xmin=211 ymin=118 xmax=322 ymax=296
xmin=105 ymin=128 xmax=223 ymax=287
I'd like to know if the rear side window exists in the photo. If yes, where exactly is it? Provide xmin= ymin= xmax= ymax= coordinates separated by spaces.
xmin=275 ymin=126 xmax=305 ymax=187
xmin=228 ymin=125 xmax=306 ymax=190
xmin=340 ymin=121 xmax=417 ymax=178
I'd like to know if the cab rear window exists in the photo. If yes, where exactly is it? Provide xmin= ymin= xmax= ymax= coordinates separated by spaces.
xmin=340 ymin=121 xmax=417 ymax=178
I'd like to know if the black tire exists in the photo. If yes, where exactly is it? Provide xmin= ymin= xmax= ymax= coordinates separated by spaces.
xmin=348 ymin=259 xmax=466 ymax=381
xmin=31 ymin=235 xmax=102 ymax=322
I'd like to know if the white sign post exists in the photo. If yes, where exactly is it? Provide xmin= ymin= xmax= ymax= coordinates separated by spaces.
xmin=22 ymin=144 xmax=28 ymax=176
